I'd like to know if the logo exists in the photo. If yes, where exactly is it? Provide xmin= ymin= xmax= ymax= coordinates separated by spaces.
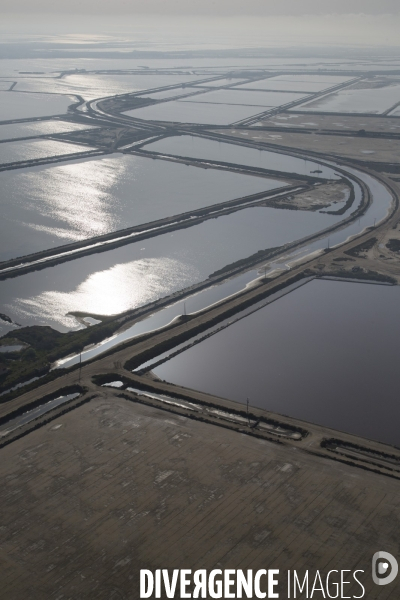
xmin=372 ymin=552 xmax=398 ymax=586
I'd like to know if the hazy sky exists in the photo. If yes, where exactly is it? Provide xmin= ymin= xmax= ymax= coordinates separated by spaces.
xmin=1 ymin=0 xmax=399 ymax=15
xmin=1 ymin=0 xmax=399 ymax=47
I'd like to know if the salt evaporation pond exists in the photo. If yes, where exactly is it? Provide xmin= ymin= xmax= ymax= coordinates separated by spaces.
xmin=139 ymin=88 xmax=196 ymax=100
xmin=236 ymin=75 xmax=353 ymax=93
xmin=15 ymin=73 xmax=206 ymax=101
xmin=0 ymin=91 xmax=74 ymax=121
xmin=0 ymin=205 xmax=342 ymax=332
xmin=0 ymin=154 xmax=284 ymax=260
xmin=180 ymin=89 xmax=309 ymax=107
xmin=144 ymin=135 xmax=340 ymax=181
xmin=0 ymin=81 xmax=14 ymax=91
xmin=193 ymin=77 xmax=248 ymax=88
xmin=100 ymin=165 xmax=388 ymax=372
xmin=295 ymin=84 xmax=400 ymax=114
xmin=154 ymin=279 xmax=400 ymax=447
xmin=0 ymin=138 xmax=93 ymax=166
xmin=124 ymin=101 xmax=270 ymax=125
xmin=0 ymin=120 xmax=95 ymax=141
xmin=55 ymin=270 xmax=261 ymax=369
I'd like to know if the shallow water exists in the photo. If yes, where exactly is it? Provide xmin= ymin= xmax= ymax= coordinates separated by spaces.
xmin=194 ymin=77 xmax=248 ymax=88
xmin=55 ymin=270 xmax=261 ymax=368
xmin=154 ymin=279 xmax=400 ymax=446
xmin=0 ymin=205 xmax=341 ymax=332
xmin=0 ymin=91 xmax=74 ymax=121
xmin=180 ymin=89 xmax=309 ymax=107
xmin=2 ymin=57 xmax=398 ymax=82
xmin=15 ymin=73 xmax=207 ymax=101
xmin=0 ymin=154 xmax=283 ymax=260
xmin=53 ymin=161 xmax=393 ymax=369
xmin=0 ymin=120 xmax=96 ymax=141
xmin=138 ymin=88 xmax=195 ymax=100
xmin=144 ymin=135 xmax=340 ymax=180
xmin=0 ymin=81 xmax=14 ymax=91
xmin=0 ymin=138 xmax=93 ymax=166
xmin=295 ymin=84 xmax=400 ymax=114
xmin=124 ymin=101 xmax=269 ymax=125
xmin=236 ymin=75 xmax=353 ymax=93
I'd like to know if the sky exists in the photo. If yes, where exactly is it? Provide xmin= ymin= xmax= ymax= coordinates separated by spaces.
xmin=1 ymin=0 xmax=400 ymax=46
xmin=0 ymin=0 xmax=399 ymax=14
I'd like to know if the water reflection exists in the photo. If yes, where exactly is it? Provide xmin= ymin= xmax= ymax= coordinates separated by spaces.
xmin=0 ymin=139 xmax=92 ymax=166
xmin=15 ymin=73 xmax=206 ymax=101
xmin=0 ymin=120 xmax=96 ymax=141
xmin=14 ymin=258 xmax=195 ymax=329
xmin=0 ymin=205 xmax=341 ymax=331
xmin=23 ymin=157 xmax=125 ymax=241
xmin=0 ymin=154 xmax=278 ymax=260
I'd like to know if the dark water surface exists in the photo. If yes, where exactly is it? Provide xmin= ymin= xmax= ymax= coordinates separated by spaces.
xmin=0 ymin=154 xmax=279 ymax=261
xmin=0 ymin=205 xmax=340 ymax=332
xmin=154 ymin=280 xmax=400 ymax=447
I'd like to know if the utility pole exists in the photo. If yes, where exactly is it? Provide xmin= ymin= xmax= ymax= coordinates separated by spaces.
xmin=79 ymin=351 xmax=82 ymax=383
xmin=246 ymin=397 xmax=250 ymax=426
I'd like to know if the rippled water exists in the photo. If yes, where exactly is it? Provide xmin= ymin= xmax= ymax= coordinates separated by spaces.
xmin=0 ymin=205 xmax=341 ymax=332
xmin=154 ymin=280 xmax=400 ymax=446
xmin=0 ymin=154 xmax=283 ymax=260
